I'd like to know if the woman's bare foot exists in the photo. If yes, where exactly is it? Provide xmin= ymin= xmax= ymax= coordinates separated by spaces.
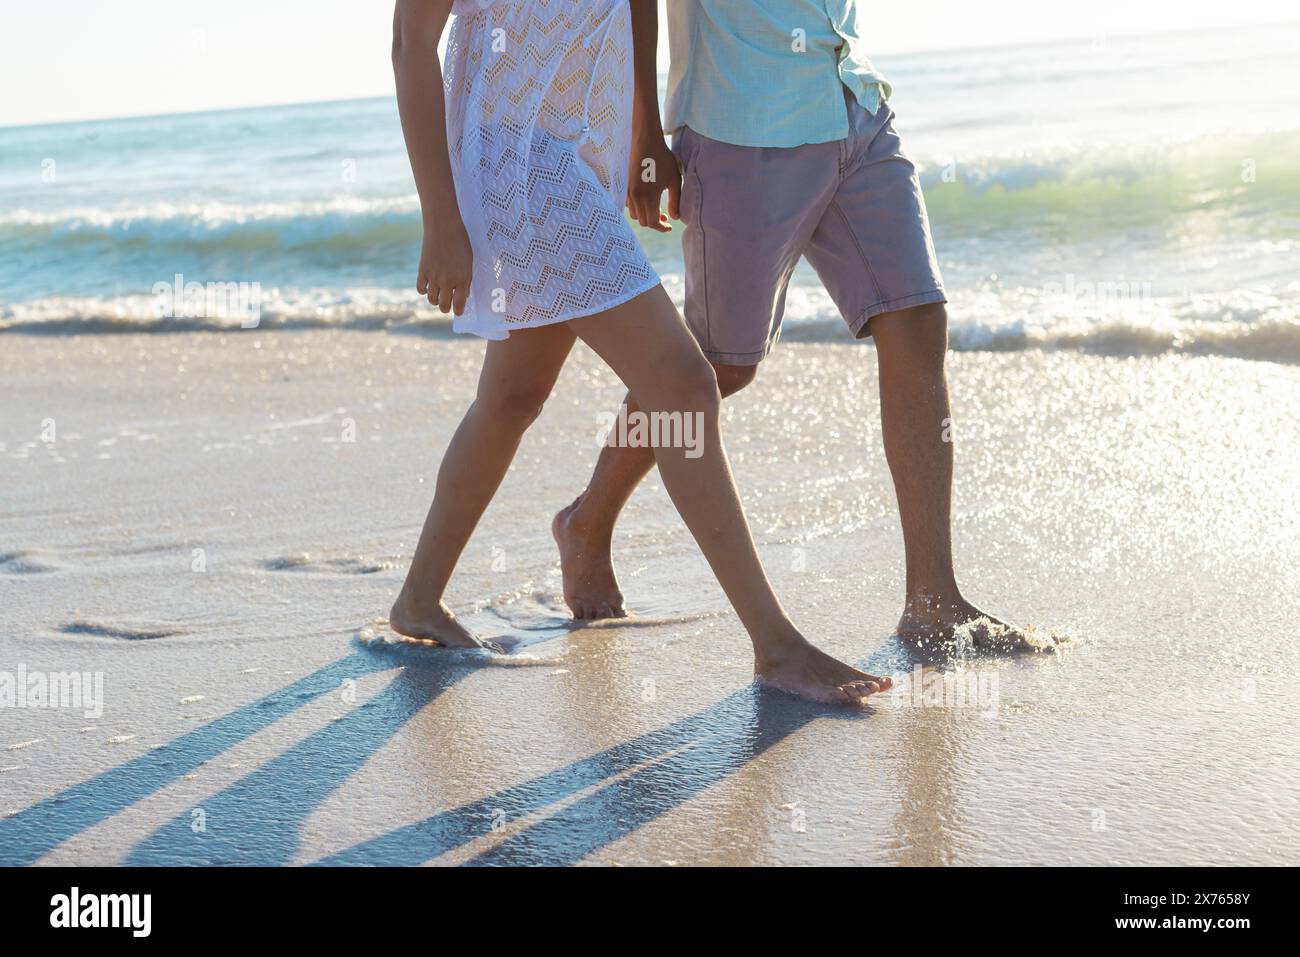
xmin=896 ymin=595 xmax=1061 ymax=654
xmin=552 ymin=497 xmax=626 ymax=620
xmin=388 ymin=591 xmax=503 ymax=653
xmin=755 ymin=637 xmax=893 ymax=705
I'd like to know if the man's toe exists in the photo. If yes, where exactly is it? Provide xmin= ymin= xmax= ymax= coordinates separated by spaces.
xmin=839 ymin=681 xmax=872 ymax=703
xmin=836 ymin=684 xmax=863 ymax=704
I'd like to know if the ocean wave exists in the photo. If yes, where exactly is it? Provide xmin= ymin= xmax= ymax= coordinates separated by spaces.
xmin=0 ymin=194 xmax=420 ymax=230
xmin=786 ymin=313 xmax=1300 ymax=364
xmin=5 ymin=286 xmax=1298 ymax=365
xmin=0 ymin=287 xmax=443 ymax=335
xmin=0 ymin=195 xmax=424 ymax=259
xmin=788 ymin=273 xmax=1300 ymax=363
xmin=3 ymin=129 xmax=1297 ymax=268
xmin=951 ymin=316 xmax=1300 ymax=363
xmin=915 ymin=129 xmax=1300 ymax=235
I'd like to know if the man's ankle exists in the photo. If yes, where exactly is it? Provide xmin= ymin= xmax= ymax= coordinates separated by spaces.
xmin=903 ymin=589 xmax=966 ymax=619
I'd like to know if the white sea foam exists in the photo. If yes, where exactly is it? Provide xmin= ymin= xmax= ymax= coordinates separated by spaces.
xmin=354 ymin=624 xmax=557 ymax=666
xmin=5 ymin=282 xmax=1298 ymax=364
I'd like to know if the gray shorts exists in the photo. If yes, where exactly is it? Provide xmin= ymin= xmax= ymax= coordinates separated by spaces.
xmin=672 ymin=90 xmax=946 ymax=365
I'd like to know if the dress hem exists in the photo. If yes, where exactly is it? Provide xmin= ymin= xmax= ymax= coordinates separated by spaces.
xmin=453 ymin=273 xmax=662 ymax=341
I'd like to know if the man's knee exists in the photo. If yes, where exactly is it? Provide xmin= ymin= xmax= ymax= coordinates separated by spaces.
xmin=711 ymin=361 xmax=757 ymax=398
xmin=870 ymin=302 xmax=949 ymax=371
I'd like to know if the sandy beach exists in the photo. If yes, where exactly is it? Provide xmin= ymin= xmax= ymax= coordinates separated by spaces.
xmin=2 ymin=328 xmax=1297 ymax=866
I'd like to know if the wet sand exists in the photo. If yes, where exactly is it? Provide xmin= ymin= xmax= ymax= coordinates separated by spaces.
xmin=2 ymin=329 xmax=1298 ymax=865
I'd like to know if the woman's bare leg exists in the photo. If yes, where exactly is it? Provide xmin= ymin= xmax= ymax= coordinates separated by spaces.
xmin=568 ymin=286 xmax=891 ymax=704
xmin=389 ymin=324 xmax=577 ymax=649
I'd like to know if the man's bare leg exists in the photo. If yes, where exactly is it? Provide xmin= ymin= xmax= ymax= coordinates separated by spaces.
xmin=554 ymin=362 xmax=756 ymax=618
xmin=558 ymin=299 xmax=1054 ymax=654
xmin=870 ymin=303 xmax=1056 ymax=653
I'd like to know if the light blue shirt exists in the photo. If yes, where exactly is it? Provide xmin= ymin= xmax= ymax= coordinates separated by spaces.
xmin=663 ymin=0 xmax=893 ymax=148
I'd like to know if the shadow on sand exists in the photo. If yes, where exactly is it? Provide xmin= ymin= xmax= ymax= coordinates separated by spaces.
xmin=1 ymin=634 xmax=899 ymax=866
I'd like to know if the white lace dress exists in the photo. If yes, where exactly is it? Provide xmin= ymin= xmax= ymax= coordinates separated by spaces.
xmin=444 ymin=0 xmax=658 ymax=339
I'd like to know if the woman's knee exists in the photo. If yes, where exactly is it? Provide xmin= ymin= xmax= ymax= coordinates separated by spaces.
xmin=651 ymin=350 xmax=721 ymax=416
xmin=475 ymin=376 xmax=554 ymax=429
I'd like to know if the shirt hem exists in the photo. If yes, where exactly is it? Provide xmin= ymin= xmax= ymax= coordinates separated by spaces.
xmin=665 ymin=82 xmax=886 ymax=149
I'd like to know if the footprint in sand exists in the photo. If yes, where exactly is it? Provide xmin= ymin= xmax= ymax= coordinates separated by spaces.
xmin=60 ymin=620 xmax=186 ymax=641
xmin=0 ymin=550 xmax=64 ymax=576
xmin=480 ymin=588 xmax=716 ymax=635
xmin=260 ymin=553 xmax=392 ymax=576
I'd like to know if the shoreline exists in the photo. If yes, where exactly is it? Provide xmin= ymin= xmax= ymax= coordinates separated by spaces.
xmin=3 ymin=314 xmax=1297 ymax=366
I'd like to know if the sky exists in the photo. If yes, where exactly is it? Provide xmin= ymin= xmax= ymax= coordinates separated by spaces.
xmin=1 ymin=0 xmax=1296 ymax=127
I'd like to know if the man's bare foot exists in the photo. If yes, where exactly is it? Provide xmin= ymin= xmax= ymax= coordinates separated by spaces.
xmin=388 ymin=591 xmax=503 ymax=653
xmin=896 ymin=595 xmax=1061 ymax=654
xmin=552 ymin=496 xmax=627 ymax=620
xmin=755 ymin=637 xmax=894 ymax=705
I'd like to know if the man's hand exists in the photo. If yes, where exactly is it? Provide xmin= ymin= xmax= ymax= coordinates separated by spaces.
xmin=417 ymin=222 xmax=473 ymax=316
xmin=626 ymin=133 xmax=681 ymax=232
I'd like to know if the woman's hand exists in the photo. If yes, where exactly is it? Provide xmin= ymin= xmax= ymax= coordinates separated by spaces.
xmin=417 ymin=223 xmax=473 ymax=316
xmin=626 ymin=132 xmax=681 ymax=232
xmin=626 ymin=2 xmax=677 ymax=232
xmin=394 ymin=0 xmax=468 ymax=314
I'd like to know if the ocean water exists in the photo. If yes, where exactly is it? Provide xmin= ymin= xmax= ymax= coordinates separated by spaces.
xmin=2 ymin=21 xmax=1298 ymax=361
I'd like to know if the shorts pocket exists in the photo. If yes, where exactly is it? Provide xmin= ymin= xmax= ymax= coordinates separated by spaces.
xmin=672 ymin=127 xmax=701 ymax=226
